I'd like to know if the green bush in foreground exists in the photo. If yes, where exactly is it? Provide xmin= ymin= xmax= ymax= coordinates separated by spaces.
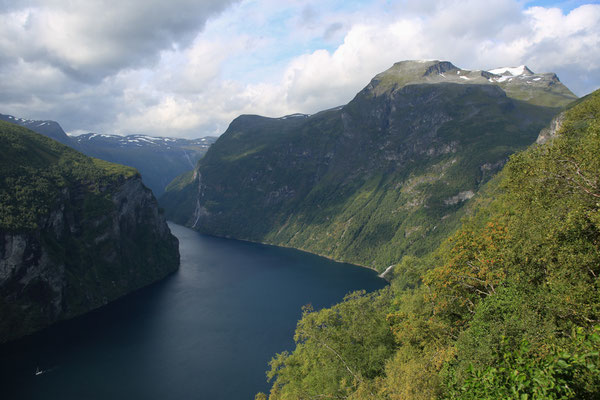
xmin=447 ymin=328 xmax=600 ymax=400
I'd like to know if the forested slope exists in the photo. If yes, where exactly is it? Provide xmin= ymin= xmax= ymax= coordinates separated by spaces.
xmin=259 ymin=89 xmax=600 ymax=399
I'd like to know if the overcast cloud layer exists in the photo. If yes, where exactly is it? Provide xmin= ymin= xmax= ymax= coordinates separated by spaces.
xmin=0 ymin=0 xmax=599 ymax=138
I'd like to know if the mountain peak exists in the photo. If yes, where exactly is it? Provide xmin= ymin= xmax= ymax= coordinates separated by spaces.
xmin=364 ymin=60 xmax=459 ymax=96
xmin=387 ymin=60 xmax=459 ymax=76
xmin=358 ymin=60 xmax=576 ymax=107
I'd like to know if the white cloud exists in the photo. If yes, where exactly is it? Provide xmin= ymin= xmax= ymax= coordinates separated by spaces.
xmin=279 ymin=20 xmax=426 ymax=112
xmin=0 ymin=0 xmax=598 ymax=138
xmin=0 ymin=0 xmax=240 ymax=81
xmin=522 ymin=5 xmax=600 ymax=69
xmin=250 ymin=0 xmax=600 ymax=117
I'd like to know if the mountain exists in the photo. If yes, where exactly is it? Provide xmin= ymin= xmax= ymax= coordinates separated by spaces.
xmin=0 ymin=113 xmax=217 ymax=196
xmin=74 ymin=133 xmax=217 ymax=196
xmin=260 ymin=87 xmax=600 ymax=400
xmin=0 ymin=121 xmax=180 ymax=343
xmin=367 ymin=61 xmax=576 ymax=107
xmin=161 ymin=60 xmax=572 ymax=270
xmin=0 ymin=113 xmax=75 ymax=147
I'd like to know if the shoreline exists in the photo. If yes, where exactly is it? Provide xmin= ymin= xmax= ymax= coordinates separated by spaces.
xmin=167 ymin=221 xmax=391 ymax=279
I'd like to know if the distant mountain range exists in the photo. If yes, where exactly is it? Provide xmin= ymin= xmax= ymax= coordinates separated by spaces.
xmin=0 ymin=113 xmax=216 ymax=196
xmin=73 ymin=133 xmax=216 ymax=196
xmin=161 ymin=60 xmax=576 ymax=270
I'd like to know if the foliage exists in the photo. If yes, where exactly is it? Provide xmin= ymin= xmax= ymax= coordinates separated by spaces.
xmin=0 ymin=121 xmax=137 ymax=231
xmin=447 ymin=327 xmax=600 ymax=400
xmin=428 ymin=88 xmax=600 ymax=396
xmin=266 ymin=290 xmax=395 ymax=399
xmin=423 ymin=220 xmax=510 ymax=319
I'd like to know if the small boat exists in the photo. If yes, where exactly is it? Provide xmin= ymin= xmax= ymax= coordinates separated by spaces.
xmin=35 ymin=367 xmax=43 ymax=376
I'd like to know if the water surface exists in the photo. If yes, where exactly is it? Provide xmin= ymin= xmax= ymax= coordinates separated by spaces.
xmin=0 ymin=223 xmax=386 ymax=399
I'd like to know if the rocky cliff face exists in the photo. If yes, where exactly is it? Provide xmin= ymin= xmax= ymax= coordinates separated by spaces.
xmin=0 ymin=121 xmax=179 ymax=343
xmin=536 ymin=112 xmax=566 ymax=144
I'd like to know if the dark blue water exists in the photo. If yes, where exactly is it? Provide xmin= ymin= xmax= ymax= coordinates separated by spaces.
xmin=0 ymin=223 xmax=386 ymax=399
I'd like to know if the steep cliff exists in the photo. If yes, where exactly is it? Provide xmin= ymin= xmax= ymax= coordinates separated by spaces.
xmin=162 ymin=60 xmax=570 ymax=270
xmin=0 ymin=121 xmax=180 ymax=343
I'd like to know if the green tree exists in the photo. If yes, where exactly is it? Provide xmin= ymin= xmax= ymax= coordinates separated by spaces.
xmin=446 ymin=327 xmax=600 ymax=400
xmin=266 ymin=290 xmax=395 ymax=400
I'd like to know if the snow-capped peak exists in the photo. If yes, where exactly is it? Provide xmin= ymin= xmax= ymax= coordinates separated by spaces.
xmin=488 ymin=65 xmax=533 ymax=77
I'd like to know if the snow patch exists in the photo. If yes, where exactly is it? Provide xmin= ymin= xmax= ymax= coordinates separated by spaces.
xmin=279 ymin=113 xmax=309 ymax=120
xmin=139 ymin=135 xmax=162 ymax=141
xmin=459 ymin=76 xmax=470 ymax=80
xmin=488 ymin=65 xmax=532 ymax=77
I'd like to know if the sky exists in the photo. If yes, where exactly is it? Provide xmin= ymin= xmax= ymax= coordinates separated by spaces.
xmin=0 ymin=0 xmax=599 ymax=138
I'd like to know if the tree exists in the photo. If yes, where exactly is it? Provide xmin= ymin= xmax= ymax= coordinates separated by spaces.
xmin=266 ymin=290 xmax=395 ymax=400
